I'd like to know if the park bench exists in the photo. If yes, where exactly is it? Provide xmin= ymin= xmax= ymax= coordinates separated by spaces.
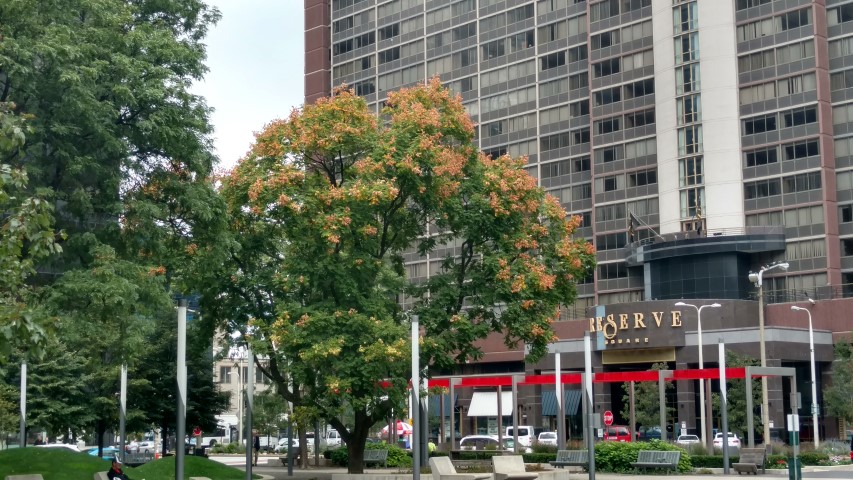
xmin=123 ymin=451 xmax=155 ymax=466
xmin=363 ymin=448 xmax=389 ymax=468
xmin=732 ymin=448 xmax=767 ymax=475
xmin=430 ymin=456 xmax=492 ymax=480
xmin=630 ymin=450 xmax=681 ymax=473
xmin=492 ymin=455 xmax=538 ymax=480
xmin=6 ymin=475 xmax=45 ymax=480
xmin=549 ymin=450 xmax=588 ymax=469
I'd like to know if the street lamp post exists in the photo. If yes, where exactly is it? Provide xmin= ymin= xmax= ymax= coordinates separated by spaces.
xmin=675 ymin=302 xmax=721 ymax=451
xmin=748 ymin=262 xmax=789 ymax=446
xmin=791 ymin=305 xmax=819 ymax=448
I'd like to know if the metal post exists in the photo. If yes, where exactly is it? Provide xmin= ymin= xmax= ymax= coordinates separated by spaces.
xmin=450 ymin=378 xmax=459 ymax=450
xmin=584 ymin=332 xmax=596 ymax=480
xmin=556 ymin=353 xmax=566 ymax=450
xmin=629 ymin=382 xmax=636 ymax=442
xmin=758 ymin=283 xmax=769 ymax=447
xmin=659 ymin=371 xmax=667 ymax=443
xmin=791 ymin=306 xmax=819 ymax=448
xmin=675 ymin=301 xmax=720 ymax=450
xmin=511 ymin=376 xmax=519 ymax=451
xmin=19 ymin=362 xmax=26 ymax=448
xmin=120 ymin=364 xmax=127 ymax=461
xmin=720 ymin=340 xmax=730 ymax=474
xmin=246 ymin=345 xmax=254 ymax=478
xmin=176 ymin=299 xmax=187 ymax=480
xmin=497 ymin=385 xmax=503 ymax=447
xmin=412 ymin=316 xmax=421 ymax=480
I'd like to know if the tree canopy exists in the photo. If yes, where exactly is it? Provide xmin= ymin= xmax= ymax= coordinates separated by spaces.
xmin=204 ymin=79 xmax=595 ymax=471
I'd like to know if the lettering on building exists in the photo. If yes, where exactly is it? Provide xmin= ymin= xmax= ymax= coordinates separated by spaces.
xmin=588 ymin=311 xmax=682 ymax=345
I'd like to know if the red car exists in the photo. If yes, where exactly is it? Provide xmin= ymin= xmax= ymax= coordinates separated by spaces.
xmin=603 ymin=425 xmax=632 ymax=442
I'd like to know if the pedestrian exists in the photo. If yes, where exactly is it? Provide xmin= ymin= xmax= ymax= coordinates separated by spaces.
xmin=107 ymin=458 xmax=130 ymax=480
xmin=34 ymin=435 xmax=44 ymax=446
xmin=253 ymin=430 xmax=260 ymax=466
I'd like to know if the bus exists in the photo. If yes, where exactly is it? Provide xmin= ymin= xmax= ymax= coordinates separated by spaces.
xmin=199 ymin=415 xmax=238 ymax=448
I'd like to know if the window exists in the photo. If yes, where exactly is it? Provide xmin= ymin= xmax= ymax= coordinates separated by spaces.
xmin=594 ymin=87 xmax=621 ymax=106
xmin=333 ymin=32 xmax=376 ymax=55
xmin=596 ymin=232 xmax=628 ymax=251
xmin=746 ymin=210 xmax=784 ymax=226
xmin=622 ymin=0 xmax=650 ymax=13
xmin=573 ymin=182 xmax=592 ymax=200
xmin=744 ymin=179 xmax=782 ymax=199
xmin=628 ymin=169 xmax=657 ymax=187
xmin=625 ymin=109 xmax=655 ymax=128
xmin=569 ymin=72 xmax=588 ymax=90
xmin=779 ymin=7 xmax=812 ymax=31
xmin=837 ymin=136 xmax=853 ymax=158
xmin=621 ymin=20 xmax=652 ymax=43
xmin=738 ymin=49 xmax=775 ymax=73
xmin=540 ymin=105 xmax=570 ymax=127
xmin=569 ymin=45 xmax=588 ymax=63
xmin=829 ymin=36 xmax=853 ymax=59
xmin=677 ymin=94 xmax=701 ymax=124
xmin=602 ymin=175 xmax=621 ymax=191
xmin=540 ymin=132 xmax=571 ymax=151
xmin=540 ymin=51 xmax=567 ymax=70
xmin=783 ymin=171 xmax=821 ymax=193
xmin=537 ymin=0 xmax=569 ymax=15
xmin=743 ymin=113 xmax=777 ymax=135
xmin=598 ymin=262 xmax=628 ymax=280
xmin=679 ymin=156 xmax=703 ymax=187
xmin=676 ymin=63 xmax=700 ymax=94
xmin=573 ymin=128 xmax=590 ymax=145
xmin=678 ymin=125 xmax=702 ymax=155
xmin=574 ymin=156 xmax=591 ymax=172
xmin=829 ymin=4 xmax=853 ymax=26
xmin=379 ymin=23 xmax=400 ymax=40
xmin=680 ymin=186 xmax=705 ymax=218
xmin=833 ymin=103 xmax=853 ymax=126
xmin=219 ymin=366 xmax=232 ymax=384
xmin=539 ymin=78 xmax=568 ymax=99
xmin=592 ymin=29 xmax=620 ymax=50
xmin=783 ymin=139 xmax=819 ymax=160
xmin=507 ymin=4 xmax=534 ymax=24
xmin=595 ymin=145 xmax=624 ymax=163
xmin=591 ymin=0 xmax=619 ymax=22
xmin=539 ymin=21 xmax=568 ymax=44
xmin=482 ymin=39 xmax=506 ymax=60
xmin=570 ymin=99 xmax=589 ymax=117
xmin=593 ymin=57 xmax=620 ymax=77
xmin=624 ymin=78 xmax=654 ymax=99
xmin=622 ymin=50 xmax=654 ymax=72
xmin=674 ymin=32 xmax=699 ymax=63
xmin=352 ymin=79 xmax=375 ymax=96
xmin=776 ymin=40 xmax=815 ymax=64
xmin=596 ymin=116 xmax=621 ymax=135
xmin=379 ymin=47 xmax=400 ymax=64
xmin=831 ymin=69 xmax=853 ymax=91
xmin=841 ymin=204 xmax=853 ymax=223
xmin=736 ymin=0 xmax=770 ymax=10
xmin=739 ymin=81 xmax=776 ymax=105
xmin=541 ymin=160 xmax=571 ymax=178
xmin=625 ymin=137 xmax=656 ymax=159
xmin=745 ymin=146 xmax=778 ymax=167
xmin=737 ymin=17 xmax=774 ymax=42
xmin=480 ymin=12 xmax=506 ymax=32
xmin=673 ymin=2 xmax=698 ymax=34
xmin=781 ymin=106 xmax=817 ymax=128
xmin=779 ymin=73 xmax=816 ymax=96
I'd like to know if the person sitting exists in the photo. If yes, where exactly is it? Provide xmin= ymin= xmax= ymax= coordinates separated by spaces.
xmin=108 ymin=458 xmax=130 ymax=480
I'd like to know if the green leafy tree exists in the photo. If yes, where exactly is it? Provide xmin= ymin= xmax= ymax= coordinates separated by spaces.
xmin=202 ymin=80 xmax=595 ymax=472
xmin=0 ymin=103 xmax=62 ymax=358
xmin=711 ymin=350 xmax=760 ymax=441
xmin=0 ymin=381 xmax=19 ymax=447
xmin=824 ymin=341 xmax=853 ymax=425
xmin=254 ymin=390 xmax=288 ymax=441
xmin=620 ymin=363 xmax=674 ymax=432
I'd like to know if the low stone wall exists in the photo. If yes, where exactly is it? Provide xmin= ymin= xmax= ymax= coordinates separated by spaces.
xmin=331 ymin=469 xmax=572 ymax=480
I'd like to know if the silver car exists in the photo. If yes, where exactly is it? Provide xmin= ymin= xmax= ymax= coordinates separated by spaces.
xmin=537 ymin=431 xmax=558 ymax=446
xmin=676 ymin=434 xmax=700 ymax=446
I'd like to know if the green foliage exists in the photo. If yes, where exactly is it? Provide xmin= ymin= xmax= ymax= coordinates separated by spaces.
xmin=0 ymin=382 xmax=19 ymax=441
xmin=132 ymin=454 xmax=262 ymax=480
xmin=620 ymin=362 xmax=674 ymax=429
xmin=593 ymin=440 xmax=692 ymax=474
xmin=768 ymin=454 xmax=789 ymax=468
xmin=531 ymin=443 xmax=557 ymax=454
xmin=522 ymin=453 xmax=557 ymax=464
xmin=798 ymin=451 xmax=830 ymax=465
xmin=688 ymin=454 xmax=725 ymax=468
xmin=211 ymin=442 xmax=246 ymax=454
xmin=825 ymin=342 xmax=853 ymax=424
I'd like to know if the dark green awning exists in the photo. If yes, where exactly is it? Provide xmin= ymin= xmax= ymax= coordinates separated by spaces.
xmin=541 ymin=389 xmax=582 ymax=416
xmin=429 ymin=394 xmax=457 ymax=417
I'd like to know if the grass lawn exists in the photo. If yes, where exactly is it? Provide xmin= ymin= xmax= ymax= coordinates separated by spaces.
xmin=0 ymin=448 xmax=260 ymax=480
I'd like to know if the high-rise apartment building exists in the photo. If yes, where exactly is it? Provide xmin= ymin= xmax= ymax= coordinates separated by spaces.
xmin=305 ymin=0 xmax=853 ymax=442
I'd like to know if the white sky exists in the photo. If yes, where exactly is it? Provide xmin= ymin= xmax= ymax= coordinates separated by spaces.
xmin=193 ymin=0 xmax=305 ymax=171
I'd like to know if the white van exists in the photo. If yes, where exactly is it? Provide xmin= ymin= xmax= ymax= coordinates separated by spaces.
xmin=505 ymin=426 xmax=535 ymax=449
xmin=326 ymin=429 xmax=343 ymax=448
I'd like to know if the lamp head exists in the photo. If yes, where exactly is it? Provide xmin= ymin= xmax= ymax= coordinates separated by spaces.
xmin=791 ymin=306 xmax=805 ymax=312
xmin=674 ymin=302 xmax=688 ymax=307
xmin=808 ymin=298 xmax=816 ymax=305
xmin=748 ymin=272 xmax=759 ymax=285
xmin=710 ymin=303 xmax=721 ymax=308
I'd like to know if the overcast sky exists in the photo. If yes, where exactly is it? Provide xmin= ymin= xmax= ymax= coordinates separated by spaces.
xmin=193 ymin=0 xmax=305 ymax=171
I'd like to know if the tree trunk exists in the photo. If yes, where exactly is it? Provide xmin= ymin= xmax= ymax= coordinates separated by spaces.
xmin=346 ymin=434 xmax=367 ymax=474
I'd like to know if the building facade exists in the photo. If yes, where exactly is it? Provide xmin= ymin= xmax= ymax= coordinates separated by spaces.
xmin=305 ymin=0 xmax=853 ymax=441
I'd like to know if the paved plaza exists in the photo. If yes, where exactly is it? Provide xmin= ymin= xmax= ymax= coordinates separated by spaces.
xmin=210 ymin=455 xmax=853 ymax=480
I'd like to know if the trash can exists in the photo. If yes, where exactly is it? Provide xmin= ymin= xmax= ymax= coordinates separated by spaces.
xmin=787 ymin=457 xmax=801 ymax=480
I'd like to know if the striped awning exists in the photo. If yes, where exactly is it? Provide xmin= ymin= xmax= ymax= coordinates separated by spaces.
xmin=541 ymin=389 xmax=582 ymax=416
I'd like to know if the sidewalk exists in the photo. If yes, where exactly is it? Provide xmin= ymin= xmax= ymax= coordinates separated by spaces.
xmin=219 ymin=456 xmax=853 ymax=480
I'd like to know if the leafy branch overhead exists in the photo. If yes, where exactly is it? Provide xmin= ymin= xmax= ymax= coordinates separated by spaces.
xmin=208 ymin=79 xmax=595 ymax=472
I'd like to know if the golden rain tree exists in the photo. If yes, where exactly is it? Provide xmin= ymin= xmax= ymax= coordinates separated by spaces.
xmin=210 ymin=79 xmax=595 ymax=472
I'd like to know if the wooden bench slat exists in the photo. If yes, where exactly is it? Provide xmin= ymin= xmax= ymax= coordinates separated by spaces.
xmin=732 ymin=447 xmax=767 ymax=475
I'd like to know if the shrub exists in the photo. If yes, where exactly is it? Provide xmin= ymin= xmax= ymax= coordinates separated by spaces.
xmin=531 ymin=443 xmax=557 ymax=454
xmin=799 ymin=451 xmax=829 ymax=465
xmin=594 ymin=440 xmax=692 ymax=474
xmin=689 ymin=454 xmax=725 ymax=468
xmin=327 ymin=443 xmax=412 ymax=468
xmin=210 ymin=442 xmax=244 ymax=454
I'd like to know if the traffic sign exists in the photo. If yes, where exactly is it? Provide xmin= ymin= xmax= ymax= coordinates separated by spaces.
xmin=193 ymin=426 xmax=202 ymax=436
xmin=603 ymin=410 xmax=614 ymax=426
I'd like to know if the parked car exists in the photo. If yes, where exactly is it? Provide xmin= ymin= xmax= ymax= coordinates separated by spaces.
xmin=87 ymin=446 xmax=122 ymax=460
xmin=713 ymin=432 xmax=741 ymax=448
xmin=638 ymin=426 xmax=662 ymax=440
xmin=459 ymin=435 xmax=515 ymax=451
xmin=676 ymin=434 xmax=700 ymax=446
xmin=274 ymin=437 xmax=299 ymax=454
xmin=537 ymin=431 xmax=558 ymax=446
xmin=603 ymin=425 xmax=632 ymax=442
xmin=138 ymin=440 xmax=159 ymax=453
xmin=325 ymin=429 xmax=343 ymax=448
